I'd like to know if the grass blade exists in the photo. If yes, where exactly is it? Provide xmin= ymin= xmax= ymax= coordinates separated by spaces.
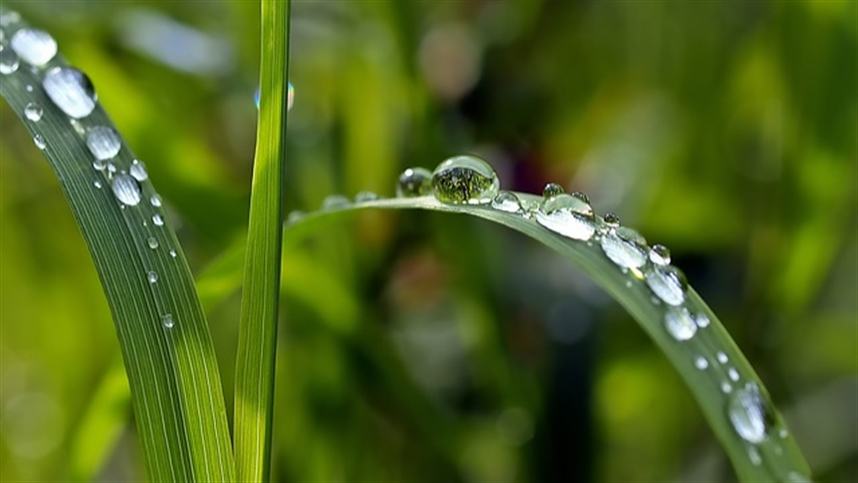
xmin=0 ymin=13 xmax=234 ymax=482
xmin=233 ymin=1 xmax=291 ymax=481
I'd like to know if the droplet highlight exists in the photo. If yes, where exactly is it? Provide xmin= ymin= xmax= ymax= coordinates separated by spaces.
xmin=728 ymin=382 xmax=772 ymax=444
xmin=10 ymin=28 xmax=57 ymax=66
xmin=396 ymin=167 xmax=433 ymax=197
xmin=24 ymin=102 xmax=42 ymax=121
xmin=663 ymin=306 xmax=697 ymax=341
xmin=42 ymin=67 xmax=97 ymax=119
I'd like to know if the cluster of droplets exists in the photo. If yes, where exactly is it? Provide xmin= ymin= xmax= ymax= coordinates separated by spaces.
xmin=2 ymin=11 xmax=177 ymax=331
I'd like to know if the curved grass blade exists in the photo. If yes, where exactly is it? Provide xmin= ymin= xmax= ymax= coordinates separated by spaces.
xmin=0 ymin=13 xmax=234 ymax=482
xmin=233 ymin=1 xmax=291 ymax=481
xmin=279 ymin=195 xmax=811 ymax=482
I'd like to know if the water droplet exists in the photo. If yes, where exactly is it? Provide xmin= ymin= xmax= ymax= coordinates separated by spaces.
xmin=695 ymin=313 xmax=710 ymax=328
xmin=25 ymin=84 xmax=34 ymax=92
xmin=535 ymin=193 xmax=596 ymax=241
xmin=86 ymin=126 xmax=121 ymax=160
xmin=69 ymin=118 xmax=85 ymax=135
xmin=786 ymin=471 xmax=811 ymax=483
xmin=129 ymin=160 xmax=148 ymax=181
xmin=728 ymin=368 xmax=740 ymax=382
xmin=169 ymin=249 xmax=177 ymax=258
xmin=106 ymin=163 xmax=117 ymax=176
xmin=10 ymin=28 xmax=57 ymax=66
xmin=778 ymin=428 xmax=789 ymax=439
xmin=149 ymin=194 xmax=162 ymax=207
xmin=491 ymin=191 xmax=522 ymax=213
xmin=603 ymin=212 xmax=620 ymax=228
xmin=600 ymin=226 xmax=648 ymax=269
xmin=147 ymin=271 xmax=158 ymax=284
xmin=748 ymin=446 xmax=762 ymax=466
xmin=645 ymin=265 xmax=687 ymax=306
xmin=354 ymin=191 xmax=379 ymax=202
xmin=722 ymin=382 xmax=733 ymax=394
xmin=322 ymin=194 xmax=350 ymax=210
xmin=93 ymin=180 xmax=102 ymax=189
xmin=542 ymin=183 xmax=564 ymax=199
xmin=92 ymin=159 xmax=106 ymax=171
xmin=396 ymin=167 xmax=433 ymax=197
xmin=649 ymin=244 xmax=671 ymax=266
xmin=432 ymin=155 xmax=499 ymax=205
xmin=147 ymin=237 xmax=159 ymax=249
xmin=0 ymin=45 xmax=19 ymax=74
xmin=729 ymin=382 xmax=773 ymax=444
xmin=152 ymin=214 xmax=164 ymax=226
xmin=24 ymin=102 xmax=42 ymax=121
xmin=110 ymin=174 xmax=141 ymax=206
xmin=32 ymin=134 xmax=46 ymax=150
xmin=664 ymin=306 xmax=697 ymax=341
xmin=42 ymin=67 xmax=97 ymax=119
xmin=161 ymin=313 xmax=174 ymax=329
xmin=0 ymin=10 xmax=21 ymax=27
xmin=287 ymin=210 xmax=305 ymax=224
xmin=717 ymin=352 xmax=728 ymax=364
xmin=695 ymin=356 xmax=709 ymax=370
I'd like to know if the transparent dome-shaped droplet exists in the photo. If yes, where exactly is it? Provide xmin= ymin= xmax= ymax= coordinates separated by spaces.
xmin=129 ymin=160 xmax=148 ymax=181
xmin=147 ymin=271 xmax=158 ymax=284
xmin=432 ymin=155 xmax=499 ymax=205
xmin=24 ymin=102 xmax=42 ymax=121
xmin=600 ymin=226 xmax=648 ymax=269
xmin=729 ymin=382 xmax=773 ymax=444
xmin=717 ymin=352 xmax=728 ymax=364
xmin=25 ymin=84 xmax=34 ymax=92
xmin=0 ymin=45 xmax=19 ymax=74
xmin=728 ymin=368 xmax=740 ymax=382
xmin=535 ymin=193 xmax=596 ymax=241
xmin=491 ymin=191 xmax=522 ymax=213
xmin=396 ymin=167 xmax=433 ymax=197
xmin=147 ymin=237 xmax=159 ymax=249
xmin=354 ymin=191 xmax=379 ymax=202
xmin=86 ymin=126 xmax=120 ymax=160
xmin=603 ymin=212 xmax=620 ymax=228
xmin=695 ymin=356 xmax=709 ymax=370
xmin=695 ymin=313 xmax=710 ymax=328
xmin=32 ymin=134 xmax=46 ymax=150
xmin=152 ymin=214 xmax=164 ymax=226
xmin=43 ymin=67 xmax=97 ymax=119
xmin=649 ymin=244 xmax=671 ymax=266
xmin=542 ymin=183 xmax=564 ymax=199
xmin=287 ymin=210 xmax=304 ymax=224
xmin=149 ymin=194 xmax=162 ymax=207
xmin=161 ymin=313 xmax=174 ymax=329
xmin=645 ymin=265 xmax=687 ymax=306
xmin=10 ymin=28 xmax=57 ymax=66
xmin=322 ymin=194 xmax=350 ymax=210
xmin=664 ymin=306 xmax=697 ymax=341
xmin=111 ymin=174 xmax=141 ymax=206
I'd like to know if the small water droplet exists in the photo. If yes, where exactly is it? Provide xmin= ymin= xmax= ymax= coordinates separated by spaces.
xmin=695 ymin=313 xmax=710 ymax=328
xmin=25 ymin=84 xmax=33 ymax=92
xmin=625 ymin=280 xmax=633 ymax=288
xmin=535 ymin=193 xmax=596 ymax=241
xmin=649 ymin=244 xmax=671 ymax=266
xmin=354 ymin=191 xmax=379 ymax=202
xmin=111 ymin=174 xmax=141 ymax=206
xmin=152 ymin=214 xmax=164 ymax=226
xmin=147 ymin=271 xmax=158 ymax=284
xmin=786 ymin=471 xmax=811 ymax=483
xmin=93 ymin=180 xmax=102 ymax=189
xmin=24 ymin=102 xmax=42 ymax=121
xmin=161 ymin=313 xmax=174 ymax=329
xmin=664 ymin=306 xmax=697 ymax=341
xmin=542 ymin=183 xmax=564 ymax=199
xmin=491 ymin=191 xmax=522 ymax=213
xmin=147 ymin=237 xmax=159 ymax=249
xmin=32 ymin=134 xmax=46 ymax=150
xmin=717 ymin=352 xmax=728 ymax=364
xmin=603 ymin=212 xmax=620 ymax=228
xmin=722 ymin=382 xmax=733 ymax=394
xmin=10 ymin=28 xmax=57 ymax=66
xmin=322 ymin=194 xmax=350 ymax=210
xmin=729 ymin=382 xmax=773 ymax=444
xmin=695 ymin=356 xmax=709 ymax=370
xmin=728 ymin=368 xmax=740 ymax=382
xmin=169 ymin=249 xmax=177 ymax=258
xmin=0 ymin=10 xmax=21 ymax=27
xmin=149 ymin=194 xmax=162 ymax=207
xmin=645 ymin=265 xmax=687 ymax=306
xmin=600 ymin=226 xmax=648 ymax=269
xmin=432 ymin=155 xmax=499 ymax=205
xmin=129 ymin=160 xmax=148 ymax=181
xmin=0 ymin=45 xmax=19 ymax=74
xmin=748 ymin=446 xmax=762 ymax=466
xmin=396 ymin=167 xmax=433 ymax=197
xmin=43 ymin=67 xmax=97 ymax=119
xmin=92 ymin=159 xmax=106 ymax=171
xmin=69 ymin=118 xmax=85 ymax=135
xmin=106 ymin=163 xmax=117 ymax=176
xmin=779 ymin=428 xmax=788 ymax=439
xmin=86 ymin=126 xmax=121 ymax=160
xmin=287 ymin=210 xmax=305 ymax=224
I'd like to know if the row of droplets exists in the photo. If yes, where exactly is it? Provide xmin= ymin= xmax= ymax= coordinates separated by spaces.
xmin=2 ymin=12 xmax=176 ymax=330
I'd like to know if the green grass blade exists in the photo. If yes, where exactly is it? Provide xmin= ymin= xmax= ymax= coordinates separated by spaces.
xmin=0 ymin=14 xmax=234 ymax=483
xmin=279 ymin=195 xmax=812 ymax=482
xmin=233 ymin=1 xmax=291 ymax=481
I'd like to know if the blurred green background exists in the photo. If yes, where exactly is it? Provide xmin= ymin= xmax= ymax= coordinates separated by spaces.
xmin=1 ymin=1 xmax=856 ymax=481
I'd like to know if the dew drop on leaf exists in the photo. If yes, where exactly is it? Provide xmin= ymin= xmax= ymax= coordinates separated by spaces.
xmin=24 ymin=102 xmax=42 ymax=121
xmin=129 ymin=160 xmax=148 ymax=181
xmin=535 ymin=193 xmax=596 ymax=241
xmin=32 ymin=134 xmax=46 ymax=150
xmin=161 ymin=313 xmax=174 ymax=329
xmin=111 ymin=174 xmax=141 ymax=206
xmin=354 ymin=191 xmax=379 ymax=202
xmin=542 ymin=182 xmax=564 ymax=199
xmin=10 ymin=28 xmax=56 ymax=66
xmin=717 ymin=351 xmax=728 ymax=364
xmin=729 ymin=382 xmax=773 ymax=444
xmin=322 ymin=194 xmax=350 ymax=210
xmin=0 ymin=45 xmax=20 ymax=74
xmin=42 ymin=66 xmax=97 ymax=119
xmin=649 ymin=244 xmax=671 ymax=266
xmin=695 ymin=356 xmax=709 ymax=370
xmin=645 ymin=265 xmax=687 ymax=306
xmin=664 ymin=306 xmax=697 ymax=341
xmin=152 ymin=214 xmax=164 ymax=226
xmin=147 ymin=237 xmax=159 ymax=249
xmin=86 ymin=126 xmax=121 ymax=160
xmin=149 ymin=194 xmax=162 ymax=207
xmin=600 ymin=226 xmax=648 ymax=269
xmin=431 ymin=155 xmax=499 ymax=205
xmin=396 ymin=167 xmax=433 ymax=197
xmin=147 ymin=271 xmax=158 ymax=284
xmin=491 ymin=191 xmax=522 ymax=213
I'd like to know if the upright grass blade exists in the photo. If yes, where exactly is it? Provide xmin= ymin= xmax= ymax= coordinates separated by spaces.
xmin=233 ymin=1 xmax=291 ymax=481
xmin=0 ymin=12 xmax=234 ymax=483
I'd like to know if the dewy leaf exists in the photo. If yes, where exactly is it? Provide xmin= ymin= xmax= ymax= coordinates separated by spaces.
xmin=233 ymin=1 xmax=291 ymax=481
xmin=0 ymin=11 xmax=234 ymax=482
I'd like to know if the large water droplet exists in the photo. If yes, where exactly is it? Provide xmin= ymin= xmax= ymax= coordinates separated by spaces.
xmin=396 ymin=167 xmax=433 ymax=197
xmin=645 ymin=265 xmax=687 ymax=306
xmin=24 ymin=102 xmax=43 ymax=122
xmin=432 ymin=155 xmax=499 ymax=205
xmin=86 ymin=126 xmax=121 ymax=160
xmin=649 ymin=244 xmax=671 ymax=266
xmin=542 ymin=183 xmax=564 ymax=199
xmin=664 ymin=306 xmax=697 ymax=341
xmin=535 ymin=193 xmax=596 ymax=241
xmin=161 ymin=313 xmax=174 ymax=329
xmin=0 ymin=45 xmax=19 ymax=74
xmin=10 ymin=28 xmax=57 ymax=66
xmin=111 ymin=174 xmax=141 ymax=206
xmin=32 ymin=134 xmax=46 ymax=150
xmin=600 ymin=226 xmax=648 ymax=269
xmin=491 ymin=191 xmax=522 ymax=213
xmin=728 ymin=382 xmax=773 ymax=444
xmin=129 ymin=160 xmax=148 ymax=181
xmin=42 ymin=67 xmax=97 ymax=119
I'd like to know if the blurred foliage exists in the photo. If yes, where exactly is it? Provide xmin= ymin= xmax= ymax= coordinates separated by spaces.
xmin=1 ymin=1 xmax=856 ymax=482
